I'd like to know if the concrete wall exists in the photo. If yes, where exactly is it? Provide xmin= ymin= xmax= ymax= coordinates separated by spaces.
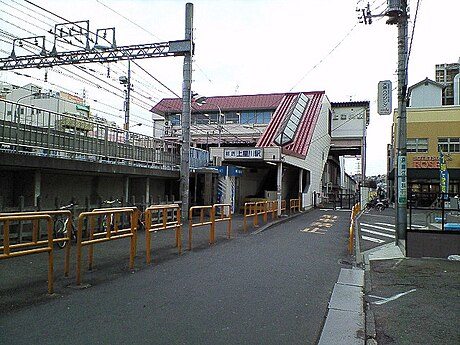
xmin=0 ymin=168 xmax=174 ymax=210
xmin=407 ymin=230 xmax=460 ymax=258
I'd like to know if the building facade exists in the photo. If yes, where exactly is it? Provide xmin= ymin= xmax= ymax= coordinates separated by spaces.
xmin=152 ymin=92 xmax=367 ymax=211
xmin=389 ymin=77 xmax=460 ymax=204
xmin=435 ymin=59 xmax=460 ymax=105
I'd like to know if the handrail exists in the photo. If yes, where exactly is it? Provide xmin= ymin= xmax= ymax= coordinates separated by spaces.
xmin=76 ymin=208 xmax=136 ymax=285
xmin=0 ymin=214 xmax=54 ymax=294
xmin=145 ymin=204 xmax=181 ymax=264
xmin=0 ymin=209 xmax=72 ymax=276
xmin=0 ymin=99 xmax=182 ymax=170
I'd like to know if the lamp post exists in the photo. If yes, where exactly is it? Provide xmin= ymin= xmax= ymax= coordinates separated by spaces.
xmin=14 ymin=92 xmax=41 ymax=123
xmin=119 ymin=59 xmax=132 ymax=142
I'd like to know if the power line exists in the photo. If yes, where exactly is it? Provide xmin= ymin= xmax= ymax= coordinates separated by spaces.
xmin=288 ymin=22 xmax=359 ymax=92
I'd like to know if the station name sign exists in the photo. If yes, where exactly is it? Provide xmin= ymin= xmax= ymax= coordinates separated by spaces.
xmin=224 ymin=148 xmax=263 ymax=160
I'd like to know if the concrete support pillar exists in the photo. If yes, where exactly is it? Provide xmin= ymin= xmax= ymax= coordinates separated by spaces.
xmin=298 ymin=169 xmax=303 ymax=209
xmin=277 ymin=162 xmax=283 ymax=216
xmin=124 ymin=176 xmax=129 ymax=204
xmin=145 ymin=177 xmax=150 ymax=204
xmin=34 ymin=170 xmax=41 ymax=207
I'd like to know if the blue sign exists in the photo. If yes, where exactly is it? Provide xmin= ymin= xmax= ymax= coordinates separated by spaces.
xmin=440 ymin=151 xmax=449 ymax=199
xmin=215 ymin=166 xmax=243 ymax=177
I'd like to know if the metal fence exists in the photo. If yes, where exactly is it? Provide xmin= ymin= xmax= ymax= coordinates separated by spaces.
xmin=408 ymin=192 xmax=460 ymax=231
xmin=0 ymin=99 xmax=208 ymax=170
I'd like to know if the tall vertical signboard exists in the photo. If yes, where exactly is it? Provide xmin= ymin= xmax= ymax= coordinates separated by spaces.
xmin=440 ymin=151 xmax=449 ymax=200
xmin=398 ymin=156 xmax=407 ymax=204
xmin=377 ymin=80 xmax=392 ymax=115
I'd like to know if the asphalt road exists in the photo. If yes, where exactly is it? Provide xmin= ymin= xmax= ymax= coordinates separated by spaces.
xmin=1 ymin=209 xmax=352 ymax=345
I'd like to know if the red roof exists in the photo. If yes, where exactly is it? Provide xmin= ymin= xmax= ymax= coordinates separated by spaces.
xmin=151 ymin=93 xmax=287 ymax=115
xmin=257 ymin=91 xmax=325 ymax=159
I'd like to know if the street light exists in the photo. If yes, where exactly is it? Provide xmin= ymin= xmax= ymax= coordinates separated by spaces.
xmin=14 ymin=91 xmax=41 ymax=123
xmin=195 ymin=96 xmax=224 ymax=147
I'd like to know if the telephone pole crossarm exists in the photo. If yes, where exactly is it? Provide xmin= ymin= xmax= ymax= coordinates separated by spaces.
xmin=0 ymin=40 xmax=192 ymax=71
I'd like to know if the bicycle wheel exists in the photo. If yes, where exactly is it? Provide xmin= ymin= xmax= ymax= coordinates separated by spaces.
xmin=54 ymin=219 xmax=67 ymax=249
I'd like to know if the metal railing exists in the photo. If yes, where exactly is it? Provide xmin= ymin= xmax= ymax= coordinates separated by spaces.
xmin=0 ymin=99 xmax=207 ymax=170
xmin=0 ymin=214 xmax=55 ymax=294
xmin=145 ymin=204 xmax=182 ymax=264
xmin=408 ymin=192 xmax=460 ymax=231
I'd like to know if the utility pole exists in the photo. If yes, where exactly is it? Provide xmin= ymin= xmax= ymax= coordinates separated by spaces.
xmin=358 ymin=0 xmax=408 ymax=252
xmin=180 ymin=3 xmax=194 ymax=220
xmin=394 ymin=0 xmax=408 ymax=250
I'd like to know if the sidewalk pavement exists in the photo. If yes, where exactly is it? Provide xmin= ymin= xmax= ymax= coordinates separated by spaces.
xmin=357 ymin=227 xmax=460 ymax=345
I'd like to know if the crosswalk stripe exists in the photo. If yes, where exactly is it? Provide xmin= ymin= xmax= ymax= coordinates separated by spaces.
xmin=374 ymin=222 xmax=425 ymax=229
xmin=362 ymin=235 xmax=386 ymax=243
xmin=361 ymin=223 xmax=396 ymax=232
xmin=375 ymin=222 xmax=395 ymax=228
xmin=361 ymin=228 xmax=395 ymax=239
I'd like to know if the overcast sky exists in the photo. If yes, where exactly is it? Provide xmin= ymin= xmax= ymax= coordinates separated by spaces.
xmin=1 ymin=0 xmax=459 ymax=176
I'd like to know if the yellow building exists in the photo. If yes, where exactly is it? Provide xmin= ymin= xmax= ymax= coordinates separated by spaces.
xmin=390 ymin=105 xmax=460 ymax=201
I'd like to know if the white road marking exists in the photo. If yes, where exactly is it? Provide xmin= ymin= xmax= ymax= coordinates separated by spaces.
xmin=375 ymin=222 xmax=395 ymax=228
xmin=361 ymin=223 xmax=396 ymax=232
xmin=362 ymin=235 xmax=385 ymax=243
xmin=368 ymin=289 xmax=416 ymax=305
xmin=360 ymin=228 xmax=395 ymax=239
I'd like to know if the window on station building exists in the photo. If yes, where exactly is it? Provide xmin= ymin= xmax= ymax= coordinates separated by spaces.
xmin=407 ymin=138 xmax=428 ymax=153
xmin=167 ymin=114 xmax=181 ymax=126
xmin=225 ymin=112 xmax=239 ymax=124
xmin=193 ymin=114 xmax=210 ymax=125
xmin=240 ymin=110 xmax=272 ymax=124
xmin=438 ymin=137 xmax=460 ymax=153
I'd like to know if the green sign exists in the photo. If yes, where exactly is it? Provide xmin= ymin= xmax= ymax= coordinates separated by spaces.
xmin=398 ymin=156 xmax=407 ymax=204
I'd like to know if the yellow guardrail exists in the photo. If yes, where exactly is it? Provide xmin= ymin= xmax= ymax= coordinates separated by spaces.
xmin=212 ymin=203 xmax=232 ymax=243
xmin=189 ymin=205 xmax=213 ymax=250
xmin=0 ymin=209 xmax=72 ymax=276
xmin=290 ymin=198 xmax=301 ymax=214
xmin=349 ymin=203 xmax=361 ymax=255
xmin=0 ymin=214 xmax=54 ymax=294
xmin=145 ymin=204 xmax=181 ymax=264
xmin=188 ymin=204 xmax=232 ymax=250
xmin=76 ymin=208 xmax=136 ymax=285
xmin=243 ymin=200 xmax=283 ymax=233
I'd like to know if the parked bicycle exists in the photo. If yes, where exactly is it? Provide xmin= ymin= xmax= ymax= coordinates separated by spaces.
xmin=53 ymin=203 xmax=78 ymax=248
xmin=101 ymin=199 xmax=122 ymax=232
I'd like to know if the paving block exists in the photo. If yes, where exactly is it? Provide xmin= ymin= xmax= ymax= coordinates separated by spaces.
xmin=337 ymin=268 xmax=364 ymax=287
xmin=318 ymin=308 xmax=365 ymax=345
xmin=329 ymin=283 xmax=363 ymax=313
